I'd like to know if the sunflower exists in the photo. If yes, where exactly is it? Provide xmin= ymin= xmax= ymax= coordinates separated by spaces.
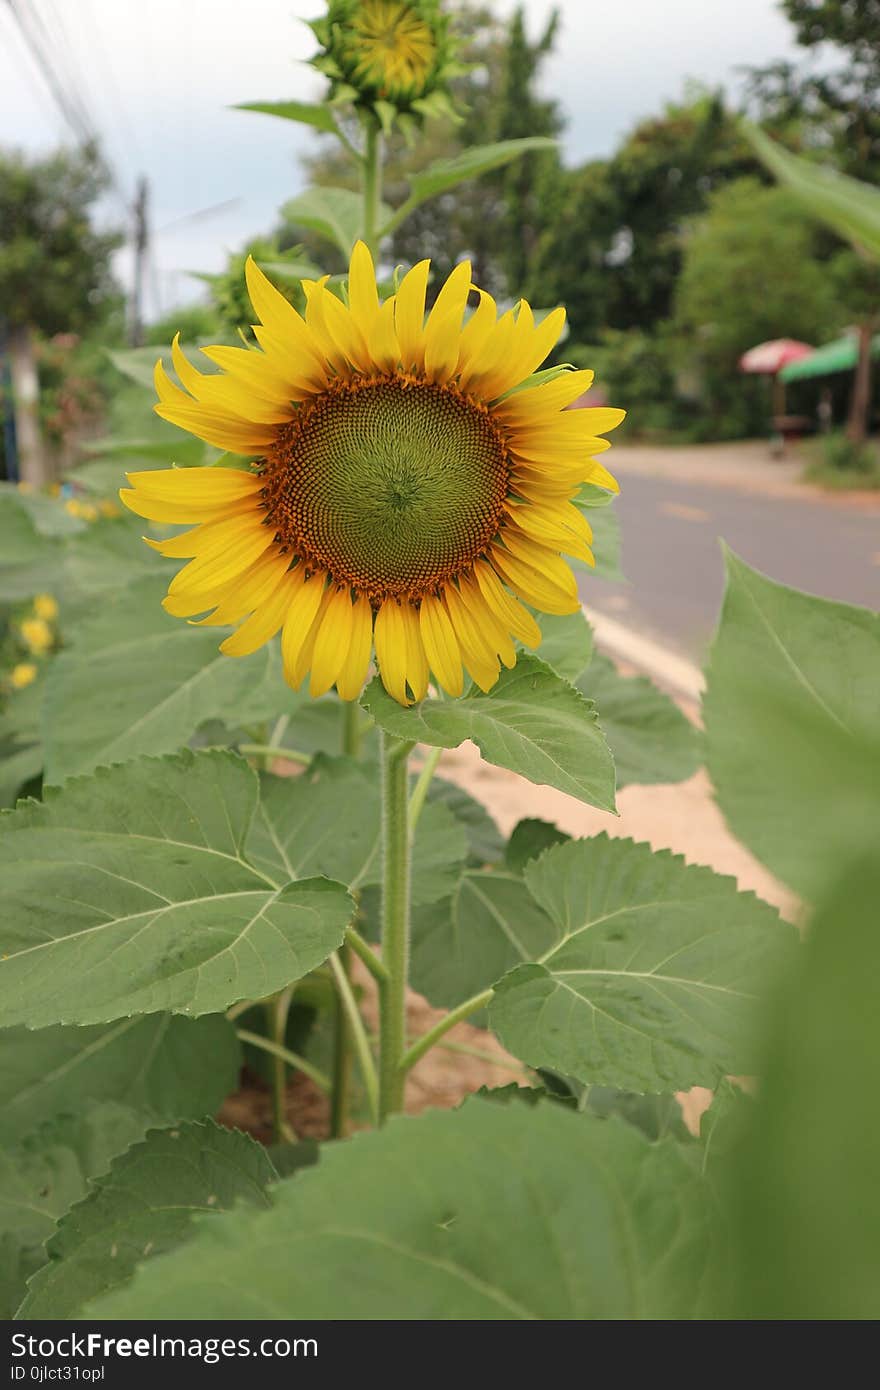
xmin=121 ymin=245 xmax=623 ymax=706
xmin=310 ymin=0 xmax=459 ymax=125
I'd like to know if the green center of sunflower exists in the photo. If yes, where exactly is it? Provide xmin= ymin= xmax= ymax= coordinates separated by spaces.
xmin=260 ymin=375 xmax=510 ymax=602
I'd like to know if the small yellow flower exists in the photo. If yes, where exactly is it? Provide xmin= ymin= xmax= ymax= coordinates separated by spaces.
xmin=122 ymin=244 xmax=623 ymax=706
xmin=33 ymin=594 xmax=59 ymax=622
xmin=20 ymin=617 xmax=53 ymax=655
xmin=98 ymin=499 xmax=120 ymax=519
xmin=10 ymin=662 xmax=38 ymax=690
xmin=65 ymin=497 xmax=99 ymax=523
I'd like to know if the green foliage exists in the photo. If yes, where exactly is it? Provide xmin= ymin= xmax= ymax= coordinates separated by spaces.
xmin=673 ymin=177 xmax=841 ymax=437
xmin=576 ymin=653 xmax=702 ymax=788
xmin=87 ymin=1100 xmax=721 ymax=1320
xmin=362 ymin=656 xmax=617 ymax=812
xmin=20 ymin=1121 xmax=276 ymax=1319
xmin=704 ymin=550 xmax=880 ymax=898
xmin=0 ymin=145 xmax=121 ymax=334
xmin=489 ymin=835 xmax=795 ymax=1092
xmin=0 ymin=749 xmax=353 ymax=1026
xmin=730 ymin=852 xmax=880 ymax=1318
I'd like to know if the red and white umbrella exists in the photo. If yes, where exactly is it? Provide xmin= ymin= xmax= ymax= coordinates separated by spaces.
xmin=739 ymin=339 xmax=814 ymax=375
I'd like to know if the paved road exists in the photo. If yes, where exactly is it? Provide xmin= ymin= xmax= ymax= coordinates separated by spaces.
xmin=580 ymin=471 xmax=880 ymax=662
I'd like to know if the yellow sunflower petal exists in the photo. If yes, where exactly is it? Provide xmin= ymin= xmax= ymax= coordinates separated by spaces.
xmin=144 ymin=510 xmax=263 ymax=559
xmin=220 ymin=569 xmax=298 ymax=656
xmin=374 ymin=598 xmax=411 ymax=705
xmin=473 ymin=559 xmax=541 ymax=647
xmin=457 ymin=574 xmax=516 ymax=667
xmin=309 ymin=585 xmax=356 ymax=697
xmin=189 ymin=552 xmax=294 ymax=627
xmin=419 ymin=593 xmax=464 ymax=697
xmin=347 ymin=240 xmax=381 ymax=337
xmin=336 ymin=593 xmax=374 ymax=701
xmin=399 ymin=600 xmax=429 ymax=702
xmin=493 ymin=369 xmax=597 ymax=424
xmin=394 ymin=259 xmax=430 ymax=371
xmin=126 ymin=467 xmax=261 ymax=501
xmin=154 ymin=403 xmax=277 ymax=453
xmin=245 ymin=256 xmax=326 ymax=371
xmin=490 ymin=543 xmax=580 ymax=616
xmin=425 ymin=260 xmax=472 ymax=334
xmin=370 ymin=297 xmax=401 ymax=374
xmin=455 ymin=289 xmax=497 ymax=378
xmin=120 ymin=493 xmax=246 ymax=526
xmin=168 ymin=521 xmax=277 ymax=597
xmin=198 ymin=344 xmax=299 ymax=404
xmin=281 ymin=571 xmax=327 ymax=687
xmin=442 ymin=585 xmax=500 ymax=692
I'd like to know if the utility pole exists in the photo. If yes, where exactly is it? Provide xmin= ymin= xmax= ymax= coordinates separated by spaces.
xmin=130 ymin=175 xmax=149 ymax=347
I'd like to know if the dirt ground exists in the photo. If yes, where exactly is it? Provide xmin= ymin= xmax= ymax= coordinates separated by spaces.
xmin=219 ymin=684 xmax=794 ymax=1143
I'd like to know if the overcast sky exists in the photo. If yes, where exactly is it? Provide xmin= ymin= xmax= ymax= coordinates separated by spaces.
xmin=0 ymin=0 xmax=816 ymax=316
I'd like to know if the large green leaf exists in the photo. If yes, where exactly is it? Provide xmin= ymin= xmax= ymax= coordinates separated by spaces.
xmin=411 ymin=869 xmax=557 ymax=1011
xmin=0 ymin=1103 xmax=150 ymax=1319
xmin=703 ymin=549 xmax=880 ymax=897
xmin=578 ymin=652 xmax=702 ymax=787
xmin=382 ymin=138 xmax=558 ymax=235
xmin=246 ymin=756 xmax=465 ymax=903
xmin=362 ymin=656 xmax=616 ymax=811
xmin=235 ymin=99 xmax=340 ymax=134
xmin=0 ymin=750 xmax=353 ymax=1027
xmin=0 ymin=1014 xmax=240 ymax=1145
xmin=42 ymin=575 xmax=287 ymax=781
xmin=745 ymin=123 xmax=880 ymax=261
xmin=107 ymin=346 xmax=170 ymax=391
xmin=281 ymin=187 xmax=392 ymax=257
xmin=0 ymin=676 xmax=44 ymax=807
xmin=490 ymin=835 xmax=796 ymax=1092
xmin=20 ymin=1120 xmax=276 ymax=1319
xmin=732 ymin=853 xmax=880 ymax=1319
xmin=88 ymin=1099 xmax=719 ymax=1320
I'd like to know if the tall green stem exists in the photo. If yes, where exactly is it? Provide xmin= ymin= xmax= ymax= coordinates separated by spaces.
xmin=378 ymin=733 xmax=412 ymax=1121
xmin=362 ymin=121 xmax=383 ymax=259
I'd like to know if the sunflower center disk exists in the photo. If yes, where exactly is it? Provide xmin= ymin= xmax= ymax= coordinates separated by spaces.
xmin=262 ymin=377 xmax=510 ymax=603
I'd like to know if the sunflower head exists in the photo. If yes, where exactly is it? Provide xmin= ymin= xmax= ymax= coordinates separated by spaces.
xmin=122 ymin=245 xmax=623 ymax=707
xmin=309 ymin=0 xmax=461 ymax=129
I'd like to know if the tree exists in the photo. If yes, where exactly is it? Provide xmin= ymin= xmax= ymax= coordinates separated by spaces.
xmin=0 ymin=145 xmax=120 ymax=484
xmin=673 ymin=178 xmax=842 ymax=437
xmin=532 ymin=90 xmax=761 ymax=347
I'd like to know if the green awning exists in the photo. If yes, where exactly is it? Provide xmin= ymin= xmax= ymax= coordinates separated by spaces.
xmin=779 ymin=332 xmax=880 ymax=382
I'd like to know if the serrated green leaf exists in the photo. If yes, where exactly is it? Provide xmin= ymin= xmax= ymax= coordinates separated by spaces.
xmin=744 ymin=123 xmax=880 ymax=261
xmin=504 ymin=817 xmax=571 ymax=873
xmin=0 ymin=1102 xmax=150 ymax=1319
xmin=362 ymin=656 xmax=616 ymax=811
xmin=0 ymin=750 xmax=353 ymax=1027
xmin=0 ymin=1015 xmax=241 ymax=1145
xmin=411 ymin=869 xmax=556 ymax=1011
xmin=489 ymin=835 xmax=797 ymax=1092
xmin=87 ymin=1100 xmax=720 ymax=1320
xmin=578 ymin=652 xmax=702 ymax=787
xmin=42 ymin=575 xmax=288 ymax=781
xmin=704 ymin=549 xmax=880 ymax=897
xmin=20 ymin=1120 xmax=276 ymax=1319
xmin=246 ymin=756 xmax=465 ymax=904
xmin=282 ymin=186 xmax=392 ymax=257
xmin=533 ymin=610 xmax=593 ymax=681
xmin=732 ymin=853 xmax=880 ymax=1318
xmin=235 ymin=99 xmax=340 ymax=134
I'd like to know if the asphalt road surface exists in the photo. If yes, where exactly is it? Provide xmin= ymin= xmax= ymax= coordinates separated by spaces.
xmin=580 ymin=471 xmax=880 ymax=662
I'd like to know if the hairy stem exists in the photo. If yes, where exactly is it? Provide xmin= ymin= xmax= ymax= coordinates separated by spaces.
xmin=328 ymin=951 xmax=380 ymax=1128
xmin=408 ymin=745 xmax=443 ymax=831
xmin=378 ymin=732 xmax=412 ymax=1120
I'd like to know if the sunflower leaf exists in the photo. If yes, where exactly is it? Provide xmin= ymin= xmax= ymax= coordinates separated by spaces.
xmin=0 ymin=1102 xmax=154 ymax=1319
xmin=19 ymin=1120 xmax=277 ymax=1320
xmin=281 ymin=187 xmax=393 ymax=257
xmin=577 ymin=652 xmax=701 ymax=788
xmin=42 ymin=575 xmax=288 ymax=782
xmin=489 ymin=835 xmax=797 ymax=1093
xmin=0 ymin=1014 xmax=241 ymax=1145
xmin=85 ymin=1100 xmax=720 ymax=1320
xmin=703 ymin=549 xmax=880 ymax=897
xmin=362 ymin=655 xmax=616 ymax=812
xmin=235 ymin=99 xmax=340 ymax=135
xmin=0 ymin=749 xmax=353 ymax=1028
xmin=382 ymin=138 xmax=558 ymax=235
